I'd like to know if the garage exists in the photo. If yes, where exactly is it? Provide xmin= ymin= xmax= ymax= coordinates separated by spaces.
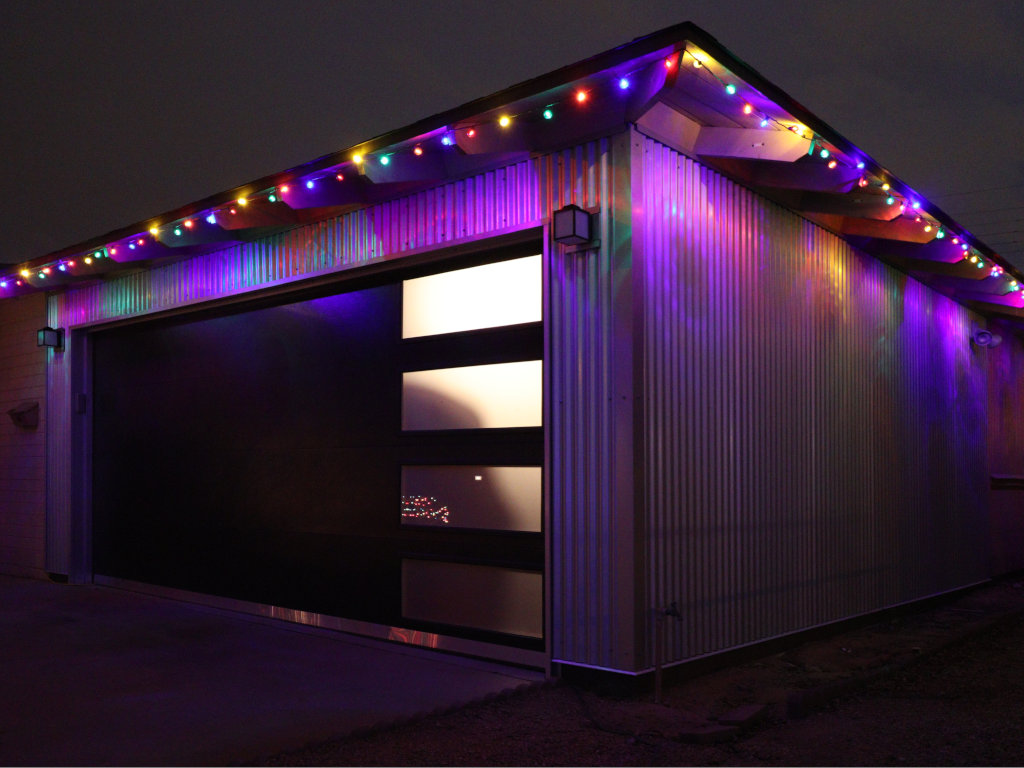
xmin=90 ymin=245 xmax=545 ymax=653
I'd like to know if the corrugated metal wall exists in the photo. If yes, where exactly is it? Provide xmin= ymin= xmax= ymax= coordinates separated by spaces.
xmin=638 ymin=136 xmax=990 ymax=667
xmin=546 ymin=133 xmax=640 ymax=671
xmin=46 ymin=159 xmax=546 ymax=576
xmin=48 ymin=140 xmax=641 ymax=674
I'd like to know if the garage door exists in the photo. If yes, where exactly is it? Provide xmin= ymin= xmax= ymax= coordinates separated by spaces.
xmin=91 ymin=247 xmax=544 ymax=651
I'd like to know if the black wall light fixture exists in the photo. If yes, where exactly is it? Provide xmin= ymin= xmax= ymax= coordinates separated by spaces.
xmin=37 ymin=326 xmax=63 ymax=350
xmin=553 ymin=204 xmax=593 ymax=245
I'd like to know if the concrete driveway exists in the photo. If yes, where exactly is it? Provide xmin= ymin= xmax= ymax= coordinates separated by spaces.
xmin=0 ymin=575 xmax=543 ymax=766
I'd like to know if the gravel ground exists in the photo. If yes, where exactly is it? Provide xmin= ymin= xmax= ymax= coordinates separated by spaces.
xmin=255 ymin=579 xmax=1024 ymax=766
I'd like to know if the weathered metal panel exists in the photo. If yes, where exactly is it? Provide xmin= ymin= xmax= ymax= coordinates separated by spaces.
xmin=638 ymin=136 xmax=990 ymax=667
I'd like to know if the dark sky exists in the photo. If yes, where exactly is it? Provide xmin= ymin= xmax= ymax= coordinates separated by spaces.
xmin=3 ymin=0 xmax=1023 ymax=267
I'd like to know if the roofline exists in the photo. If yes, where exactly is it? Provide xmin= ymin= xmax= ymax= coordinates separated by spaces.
xmin=13 ymin=20 xmax=1014 ymax=281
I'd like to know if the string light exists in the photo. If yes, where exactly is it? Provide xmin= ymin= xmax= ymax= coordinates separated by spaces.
xmin=7 ymin=53 xmax=1022 ymax=304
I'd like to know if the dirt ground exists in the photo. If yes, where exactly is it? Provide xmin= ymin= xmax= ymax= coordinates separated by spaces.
xmin=256 ymin=578 xmax=1024 ymax=766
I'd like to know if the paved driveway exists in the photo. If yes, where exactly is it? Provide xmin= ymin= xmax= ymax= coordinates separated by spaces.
xmin=0 ymin=575 xmax=543 ymax=766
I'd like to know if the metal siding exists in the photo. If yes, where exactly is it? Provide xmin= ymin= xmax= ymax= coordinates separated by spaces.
xmin=547 ymin=135 xmax=641 ymax=671
xmin=639 ymin=137 xmax=989 ymax=666
xmin=47 ymin=144 xmax=639 ymax=674
xmin=46 ymin=159 xmax=542 ymax=575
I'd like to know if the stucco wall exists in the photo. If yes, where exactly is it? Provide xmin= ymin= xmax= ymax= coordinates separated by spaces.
xmin=0 ymin=291 xmax=48 ymax=578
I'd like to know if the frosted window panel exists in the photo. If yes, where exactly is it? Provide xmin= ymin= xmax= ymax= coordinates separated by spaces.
xmin=402 ymin=255 xmax=541 ymax=338
xmin=402 ymin=360 xmax=542 ymax=430
xmin=402 ymin=560 xmax=543 ymax=638
xmin=401 ymin=466 xmax=542 ymax=531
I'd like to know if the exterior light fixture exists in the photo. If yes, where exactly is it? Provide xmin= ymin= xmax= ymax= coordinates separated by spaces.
xmin=37 ymin=326 xmax=63 ymax=350
xmin=972 ymin=329 xmax=1002 ymax=349
xmin=553 ymin=204 xmax=593 ymax=245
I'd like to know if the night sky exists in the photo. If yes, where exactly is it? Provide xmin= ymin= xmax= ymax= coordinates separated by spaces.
xmin=3 ymin=1 xmax=1023 ymax=268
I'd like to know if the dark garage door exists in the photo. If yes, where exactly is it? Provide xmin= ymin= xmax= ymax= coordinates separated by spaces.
xmin=92 ymin=249 xmax=544 ymax=650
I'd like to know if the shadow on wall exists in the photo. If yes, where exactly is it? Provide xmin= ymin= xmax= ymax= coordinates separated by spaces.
xmin=400 ymin=382 xmax=541 ymax=533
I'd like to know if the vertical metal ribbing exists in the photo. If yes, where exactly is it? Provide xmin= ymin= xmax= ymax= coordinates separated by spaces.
xmin=45 ymin=138 xmax=637 ymax=675
xmin=639 ymin=135 xmax=989 ymax=667
xmin=547 ymin=135 xmax=643 ymax=671
xmin=50 ymin=156 xmax=545 ymax=330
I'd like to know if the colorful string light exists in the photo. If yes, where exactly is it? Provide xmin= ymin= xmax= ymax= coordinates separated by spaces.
xmin=4 ymin=46 xmax=1018 ymax=300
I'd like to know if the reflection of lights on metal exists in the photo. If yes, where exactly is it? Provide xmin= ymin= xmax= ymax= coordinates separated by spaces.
xmin=474 ymin=475 xmax=483 ymax=481
xmin=400 ymin=495 xmax=450 ymax=524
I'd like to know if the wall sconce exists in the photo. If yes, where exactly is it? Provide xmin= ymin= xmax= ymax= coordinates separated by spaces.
xmin=8 ymin=402 xmax=39 ymax=430
xmin=37 ymin=326 xmax=63 ymax=350
xmin=971 ymin=329 xmax=1002 ymax=348
xmin=553 ymin=204 xmax=594 ymax=245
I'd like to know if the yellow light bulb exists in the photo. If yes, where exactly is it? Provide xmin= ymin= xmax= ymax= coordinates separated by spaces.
xmin=237 ymin=197 xmax=247 ymax=206
xmin=498 ymin=115 xmax=511 ymax=128
xmin=149 ymin=226 xmax=159 ymax=236
xmin=20 ymin=269 xmax=29 ymax=278
xmin=353 ymin=153 xmax=364 ymax=164
xmin=881 ymin=183 xmax=890 ymax=191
